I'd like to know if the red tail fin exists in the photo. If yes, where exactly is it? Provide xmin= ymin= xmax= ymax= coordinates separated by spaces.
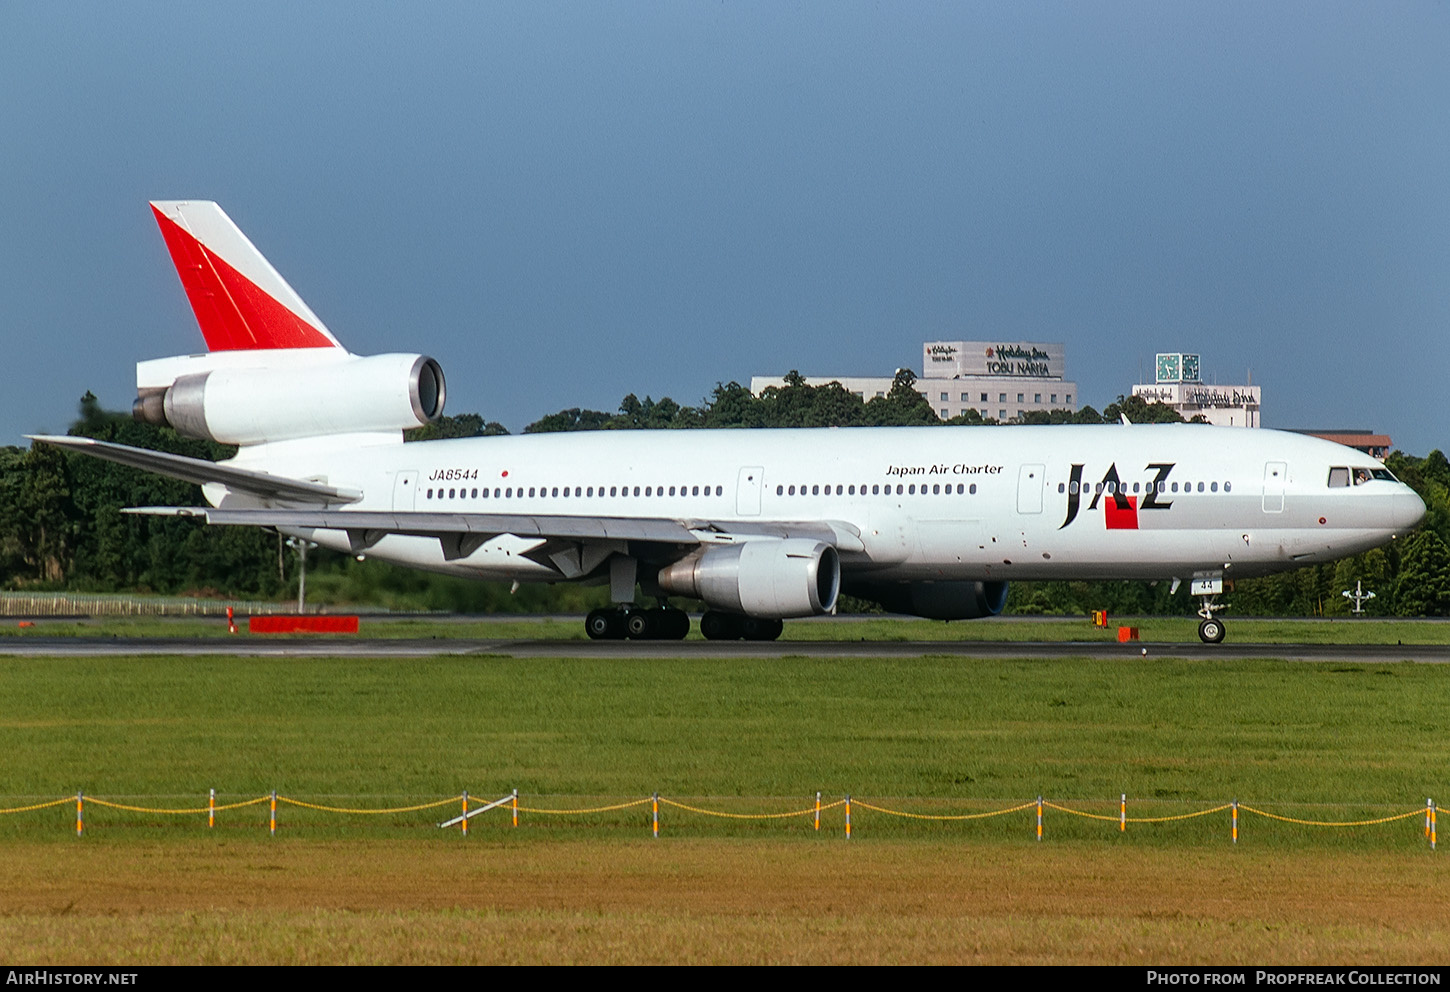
xmin=150 ymin=201 xmax=341 ymax=351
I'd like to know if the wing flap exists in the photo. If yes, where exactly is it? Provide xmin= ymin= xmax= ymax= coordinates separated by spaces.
xmin=120 ymin=506 xmax=862 ymax=551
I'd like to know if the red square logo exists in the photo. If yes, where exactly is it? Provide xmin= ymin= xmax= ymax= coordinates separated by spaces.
xmin=1104 ymin=495 xmax=1139 ymax=530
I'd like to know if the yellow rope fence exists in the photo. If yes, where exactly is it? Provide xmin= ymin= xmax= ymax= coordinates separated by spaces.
xmin=0 ymin=791 xmax=1436 ymax=848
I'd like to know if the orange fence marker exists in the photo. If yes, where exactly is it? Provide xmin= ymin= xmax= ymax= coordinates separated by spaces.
xmin=461 ymin=791 xmax=468 ymax=836
xmin=1120 ymin=793 xmax=1127 ymax=832
xmin=845 ymin=795 xmax=851 ymax=839
xmin=814 ymin=791 xmax=821 ymax=832
xmin=512 ymin=789 xmax=518 ymax=827
xmin=652 ymin=792 xmax=659 ymax=838
xmin=270 ymin=790 xmax=277 ymax=836
xmin=1036 ymin=795 xmax=1043 ymax=841
xmin=209 ymin=788 xmax=215 ymax=829
xmin=75 ymin=791 xmax=83 ymax=838
xmin=1232 ymin=800 xmax=1238 ymax=844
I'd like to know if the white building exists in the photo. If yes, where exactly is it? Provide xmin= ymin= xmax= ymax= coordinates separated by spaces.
xmin=1130 ymin=353 xmax=1261 ymax=427
xmin=750 ymin=341 xmax=1078 ymax=422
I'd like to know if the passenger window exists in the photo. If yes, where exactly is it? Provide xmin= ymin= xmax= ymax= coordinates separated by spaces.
xmin=1210 ymin=482 xmax=1217 ymax=492
xmin=1224 ymin=481 xmax=1231 ymax=492
xmin=715 ymin=486 xmax=723 ymax=496
xmin=896 ymin=484 xmax=904 ymax=495
xmin=1197 ymin=482 xmax=1204 ymax=492
xmin=776 ymin=485 xmax=783 ymax=496
xmin=969 ymin=484 xmax=977 ymax=495
xmin=1328 ymin=467 xmax=1350 ymax=488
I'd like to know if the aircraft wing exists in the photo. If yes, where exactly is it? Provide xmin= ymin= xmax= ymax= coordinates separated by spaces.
xmin=28 ymin=435 xmax=362 ymax=505
xmin=123 ymin=506 xmax=864 ymax=568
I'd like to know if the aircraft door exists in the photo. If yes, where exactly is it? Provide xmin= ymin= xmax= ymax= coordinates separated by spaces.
xmin=392 ymin=470 xmax=419 ymax=510
xmin=1263 ymin=462 xmax=1286 ymax=513
xmin=736 ymin=466 xmax=764 ymax=516
xmin=1016 ymin=464 xmax=1045 ymax=514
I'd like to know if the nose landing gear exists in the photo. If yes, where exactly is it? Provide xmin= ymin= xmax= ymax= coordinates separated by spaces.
xmin=1192 ymin=574 xmax=1227 ymax=644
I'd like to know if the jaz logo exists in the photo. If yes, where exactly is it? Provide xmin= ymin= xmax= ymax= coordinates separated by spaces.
xmin=1059 ymin=463 xmax=1175 ymax=530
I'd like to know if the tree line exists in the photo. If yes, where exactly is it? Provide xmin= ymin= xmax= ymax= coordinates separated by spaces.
xmin=1 ymin=376 xmax=1446 ymax=616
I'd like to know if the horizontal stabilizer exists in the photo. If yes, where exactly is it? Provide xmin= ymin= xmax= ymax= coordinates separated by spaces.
xmin=29 ymin=436 xmax=361 ymax=505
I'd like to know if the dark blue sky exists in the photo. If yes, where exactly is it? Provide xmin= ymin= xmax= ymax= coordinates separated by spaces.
xmin=4 ymin=3 xmax=1447 ymax=453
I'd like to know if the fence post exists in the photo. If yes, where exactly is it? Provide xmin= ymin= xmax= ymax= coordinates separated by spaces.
xmin=75 ymin=791 xmax=83 ymax=838
xmin=1036 ymin=795 xmax=1043 ymax=842
xmin=1232 ymin=799 xmax=1238 ymax=845
xmin=270 ymin=790 xmax=277 ymax=837
xmin=512 ymin=788 xmax=518 ymax=828
xmin=1120 ymin=793 xmax=1126 ymax=833
xmin=652 ymin=792 xmax=659 ymax=838
xmin=814 ymin=791 xmax=821 ymax=832
xmin=845 ymin=795 xmax=851 ymax=840
xmin=1432 ymin=800 xmax=1437 ymax=853
xmin=461 ymin=791 xmax=468 ymax=836
xmin=209 ymin=788 xmax=215 ymax=829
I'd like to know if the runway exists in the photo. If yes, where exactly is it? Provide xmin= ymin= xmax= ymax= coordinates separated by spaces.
xmin=0 ymin=636 xmax=1446 ymax=662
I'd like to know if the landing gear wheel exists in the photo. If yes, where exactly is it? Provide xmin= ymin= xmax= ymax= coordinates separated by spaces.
xmin=625 ymin=609 xmax=653 ymax=640
xmin=700 ymin=611 xmax=743 ymax=640
xmin=741 ymin=617 xmax=784 ymax=641
xmin=1198 ymin=618 xmax=1226 ymax=644
xmin=654 ymin=607 xmax=691 ymax=640
xmin=585 ymin=609 xmax=626 ymax=640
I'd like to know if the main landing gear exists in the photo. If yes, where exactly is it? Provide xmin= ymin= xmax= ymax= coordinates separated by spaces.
xmin=582 ymin=607 xmax=786 ymax=641
xmin=699 ymin=611 xmax=784 ymax=642
xmin=1192 ymin=574 xmax=1228 ymax=644
xmin=585 ymin=606 xmax=690 ymax=641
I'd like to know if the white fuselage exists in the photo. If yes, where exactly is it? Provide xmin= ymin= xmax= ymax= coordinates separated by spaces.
xmin=229 ymin=423 xmax=1425 ymax=586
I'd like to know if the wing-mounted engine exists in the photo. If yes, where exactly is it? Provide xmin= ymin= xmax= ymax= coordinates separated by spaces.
xmin=845 ymin=579 xmax=1008 ymax=621
xmin=133 ymin=351 xmax=445 ymax=445
xmin=657 ymin=539 xmax=840 ymax=619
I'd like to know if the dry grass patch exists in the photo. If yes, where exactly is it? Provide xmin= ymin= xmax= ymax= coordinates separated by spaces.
xmin=0 ymin=837 xmax=1444 ymax=965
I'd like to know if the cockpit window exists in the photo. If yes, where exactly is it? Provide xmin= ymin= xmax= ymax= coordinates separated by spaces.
xmin=1327 ymin=467 xmax=1349 ymax=488
xmin=1372 ymin=468 xmax=1397 ymax=482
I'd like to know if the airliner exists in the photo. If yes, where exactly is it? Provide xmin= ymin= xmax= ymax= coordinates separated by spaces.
xmin=34 ymin=201 xmax=1426 ymax=643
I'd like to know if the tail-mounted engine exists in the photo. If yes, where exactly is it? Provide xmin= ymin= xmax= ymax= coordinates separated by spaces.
xmin=133 ymin=351 xmax=445 ymax=445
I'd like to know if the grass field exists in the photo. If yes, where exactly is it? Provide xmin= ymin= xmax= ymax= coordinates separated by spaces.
xmin=1 ymin=652 xmax=1446 ymax=963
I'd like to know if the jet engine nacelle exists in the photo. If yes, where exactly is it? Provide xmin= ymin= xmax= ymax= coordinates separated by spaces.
xmin=657 ymin=539 xmax=840 ymax=619
xmin=134 ymin=352 xmax=445 ymax=445
xmin=846 ymin=579 xmax=1009 ymax=621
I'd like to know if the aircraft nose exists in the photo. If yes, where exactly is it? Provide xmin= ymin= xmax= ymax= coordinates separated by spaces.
xmin=1392 ymin=487 xmax=1427 ymax=532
